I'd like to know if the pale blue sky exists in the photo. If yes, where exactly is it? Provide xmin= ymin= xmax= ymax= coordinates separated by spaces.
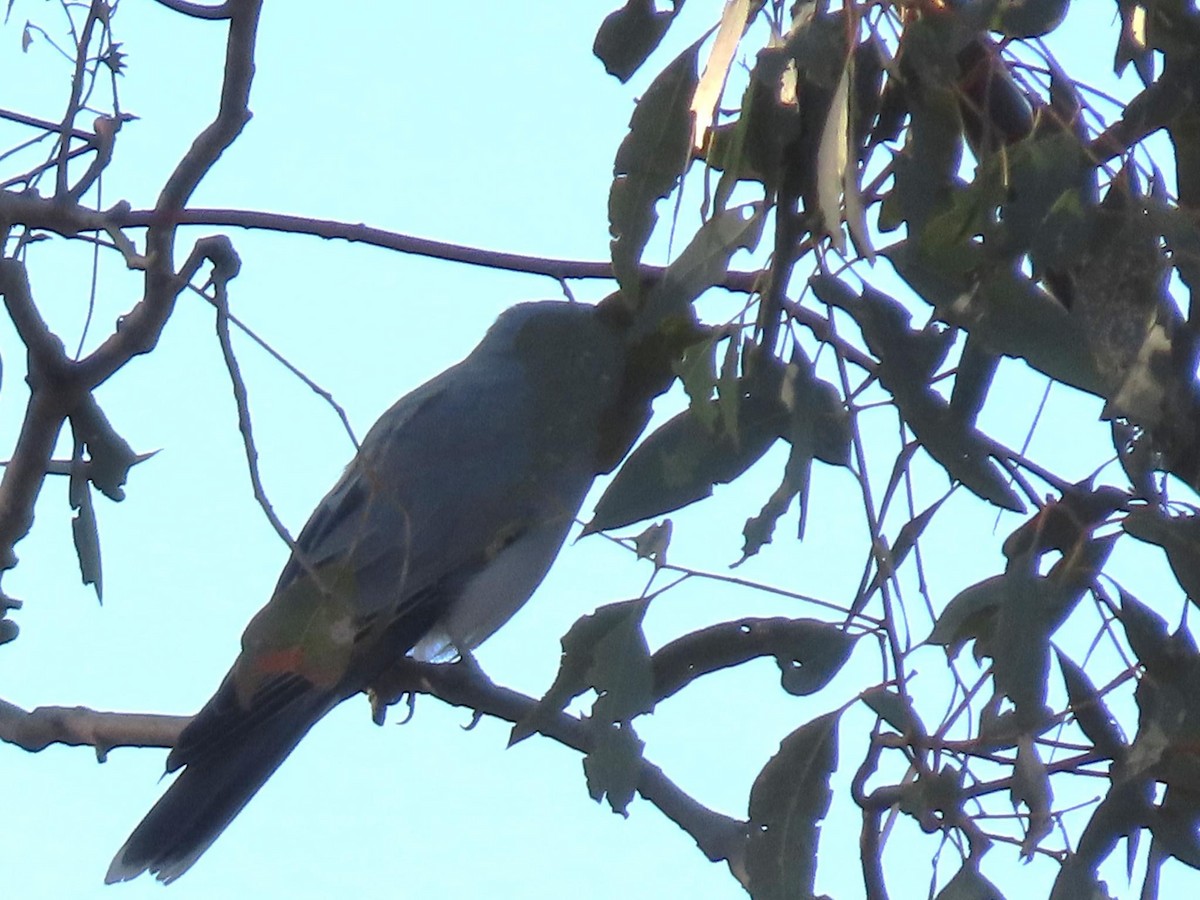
xmin=0 ymin=2 xmax=1189 ymax=899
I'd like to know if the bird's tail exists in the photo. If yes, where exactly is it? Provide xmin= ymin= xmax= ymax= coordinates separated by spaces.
xmin=106 ymin=675 xmax=339 ymax=884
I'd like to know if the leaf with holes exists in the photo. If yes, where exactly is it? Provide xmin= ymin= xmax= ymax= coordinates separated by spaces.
xmin=746 ymin=711 xmax=840 ymax=900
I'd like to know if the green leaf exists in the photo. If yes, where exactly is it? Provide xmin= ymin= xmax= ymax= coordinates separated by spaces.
xmin=885 ymin=241 xmax=1107 ymax=397
xmin=935 ymin=863 xmax=1006 ymax=900
xmin=587 ymin=355 xmax=785 ymax=533
xmin=928 ymin=574 xmax=1006 ymax=655
xmin=861 ymin=686 xmax=927 ymax=738
xmin=739 ymin=347 xmax=849 ymax=560
xmin=878 ymin=60 xmax=961 ymax=234
xmin=1012 ymin=735 xmax=1053 ymax=856
xmin=634 ymin=202 xmax=764 ymax=339
xmin=674 ymin=334 xmax=720 ymax=429
xmin=512 ymin=599 xmax=654 ymax=745
xmin=72 ymin=403 xmax=155 ymax=502
xmin=593 ymin=0 xmax=682 ymax=83
xmin=1123 ymin=506 xmax=1200 ymax=609
xmin=812 ymin=275 xmax=1025 ymax=512
xmin=1056 ymin=649 xmax=1126 ymax=759
xmin=1152 ymin=784 xmax=1200 ymax=870
xmin=774 ymin=623 xmax=857 ymax=697
xmin=949 ymin=335 xmax=998 ymax=430
xmin=609 ymin=38 xmax=700 ymax=298
xmin=1116 ymin=587 xmax=1177 ymax=676
xmin=746 ymin=711 xmax=840 ymax=900
xmin=68 ymin=458 xmax=102 ymax=602
xmin=990 ymin=0 xmax=1070 ymax=39
xmin=582 ymin=720 xmax=645 ymax=815
xmin=860 ymin=496 xmax=947 ymax=607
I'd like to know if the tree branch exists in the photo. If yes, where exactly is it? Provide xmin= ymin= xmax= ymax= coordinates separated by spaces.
xmin=0 ymin=655 xmax=750 ymax=872
xmin=150 ymin=0 xmax=234 ymax=18
xmin=75 ymin=0 xmax=262 ymax=389
xmin=0 ymin=698 xmax=186 ymax=759
xmin=369 ymin=658 xmax=748 ymax=869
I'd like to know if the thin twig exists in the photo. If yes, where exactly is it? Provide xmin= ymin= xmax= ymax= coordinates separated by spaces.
xmin=187 ymin=282 xmax=359 ymax=449
xmin=206 ymin=237 xmax=301 ymax=554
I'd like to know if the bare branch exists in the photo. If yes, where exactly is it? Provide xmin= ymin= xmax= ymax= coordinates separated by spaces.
xmin=370 ymin=658 xmax=749 ymax=869
xmin=189 ymin=283 xmax=359 ymax=449
xmin=0 ymin=259 xmax=76 ymax=574
xmin=55 ymin=0 xmax=105 ymax=199
xmin=0 ymin=697 xmax=185 ymax=758
xmin=207 ymin=236 xmax=304 ymax=552
xmin=150 ymin=0 xmax=234 ymax=19
xmin=75 ymin=0 xmax=263 ymax=388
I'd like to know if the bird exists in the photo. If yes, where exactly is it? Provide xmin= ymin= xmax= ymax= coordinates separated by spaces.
xmin=106 ymin=300 xmax=636 ymax=884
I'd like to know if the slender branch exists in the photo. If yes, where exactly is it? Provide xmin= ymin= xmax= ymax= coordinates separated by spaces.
xmin=207 ymin=236 xmax=304 ymax=552
xmin=55 ymin=0 xmax=103 ymax=199
xmin=0 ymin=259 xmax=77 ymax=573
xmin=189 ymin=283 xmax=360 ymax=449
xmin=74 ymin=0 xmax=262 ymax=388
xmin=0 ymin=106 xmax=96 ymax=143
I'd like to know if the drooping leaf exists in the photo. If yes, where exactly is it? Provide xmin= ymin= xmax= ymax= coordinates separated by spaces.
xmin=774 ymin=623 xmax=857 ymax=697
xmin=674 ymin=333 xmax=720 ymax=429
xmin=1151 ymin=784 xmax=1200 ymax=870
xmin=861 ymin=686 xmax=927 ymax=739
xmin=928 ymin=574 xmax=1007 ymax=656
xmin=990 ymin=0 xmax=1070 ymax=40
xmin=1116 ymin=587 xmax=1177 ymax=677
xmin=885 ymin=240 xmax=1107 ymax=397
xmin=72 ymin=402 xmax=155 ymax=502
xmin=739 ymin=347 xmax=849 ymax=559
xmin=609 ymin=38 xmax=700 ymax=298
xmin=1012 ymin=735 xmax=1054 ymax=857
xmin=948 ymin=335 xmax=998 ymax=431
xmin=815 ymin=54 xmax=852 ymax=253
xmin=1123 ymin=506 xmax=1200 ymax=608
xmin=631 ymin=520 xmax=672 ymax=569
xmin=689 ymin=0 xmax=750 ymax=150
xmin=935 ymin=864 xmax=1006 ymax=900
xmin=1056 ymin=649 xmax=1127 ymax=759
xmin=68 ymin=455 xmax=102 ymax=602
xmin=651 ymin=617 xmax=851 ymax=701
xmin=859 ymin=495 xmax=947 ymax=609
xmin=878 ymin=56 xmax=961 ymax=234
xmin=586 ymin=398 xmax=780 ymax=533
xmin=746 ymin=711 xmax=840 ymax=900
xmin=812 ymin=274 xmax=1025 ymax=512
xmin=995 ymin=127 xmax=1094 ymax=265
xmin=593 ymin=0 xmax=683 ymax=83
xmin=635 ymin=202 xmax=764 ymax=338
xmin=583 ymin=720 xmax=645 ymax=815
xmin=512 ymin=599 xmax=654 ymax=745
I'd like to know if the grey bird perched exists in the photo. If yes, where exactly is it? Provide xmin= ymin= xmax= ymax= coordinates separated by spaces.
xmin=106 ymin=300 xmax=634 ymax=883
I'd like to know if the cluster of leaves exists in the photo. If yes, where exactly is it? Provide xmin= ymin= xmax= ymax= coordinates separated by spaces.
xmin=525 ymin=1 xmax=1200 ymax=897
